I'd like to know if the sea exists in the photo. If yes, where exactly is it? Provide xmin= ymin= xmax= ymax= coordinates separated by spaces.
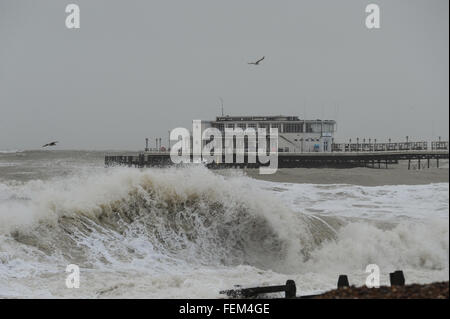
xmin=0 ymin=150 xmax=448 ymax=298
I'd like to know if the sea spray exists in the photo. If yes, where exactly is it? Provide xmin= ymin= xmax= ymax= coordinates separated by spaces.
xmin=0 ymin=167 xmax=315 ymax=272
xmin=0 ymin=165 xmax=448 ymax=297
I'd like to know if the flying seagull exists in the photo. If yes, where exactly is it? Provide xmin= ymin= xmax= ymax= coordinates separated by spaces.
xmin=248 ymin=56 xmax=265 ymax=65
xmin=42 ymin=141 xmax=58 ymax=147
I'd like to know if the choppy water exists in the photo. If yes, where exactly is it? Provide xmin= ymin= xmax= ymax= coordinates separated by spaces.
xmin=0 ymin=150 xmax=448 ymax=298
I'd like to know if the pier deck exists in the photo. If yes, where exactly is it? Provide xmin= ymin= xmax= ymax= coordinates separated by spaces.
xmin=105 ymin=149 xmax=449 ymax=169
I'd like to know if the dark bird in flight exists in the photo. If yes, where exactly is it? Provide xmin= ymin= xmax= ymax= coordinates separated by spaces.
xmin=42 ymin=141 xmax=58 ymax=147
xmin=248 ymin=56 xmax=265 ymax=65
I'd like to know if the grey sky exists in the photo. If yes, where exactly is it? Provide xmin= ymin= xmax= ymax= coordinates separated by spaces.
xmin=0 ymin=0 xmax=448 ymax=150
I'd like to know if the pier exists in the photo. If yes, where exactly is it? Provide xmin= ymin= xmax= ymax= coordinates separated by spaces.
xmin=105 ymin=141 xmax=449 ymax=169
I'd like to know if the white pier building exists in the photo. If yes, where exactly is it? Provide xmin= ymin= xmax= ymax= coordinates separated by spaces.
xmin=199 ymin=115 xmax=336 ymax=153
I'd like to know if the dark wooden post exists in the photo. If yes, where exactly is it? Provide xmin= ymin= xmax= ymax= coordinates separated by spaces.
xmin=220 ymin=280 xmax=297 ymax=298
xmin=390 ymin=270 xmax=405 ymax=286
xmin=408 ymin=159 xmax=411 ymax=170
xmin=337 ymin=275 xmax=350 ymax=288
xmin=285 ymin=280 xmax=296 ymax=298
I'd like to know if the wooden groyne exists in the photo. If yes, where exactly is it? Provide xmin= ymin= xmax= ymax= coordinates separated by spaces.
xmin=218 ymin=270 xmax=412 ymax=299
xmin=220 ymin=280 xmax=297 ymax=299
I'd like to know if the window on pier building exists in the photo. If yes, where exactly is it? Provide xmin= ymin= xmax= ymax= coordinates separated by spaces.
xmin=258 ymin=123 xmax=270 ymax=131
xmin=212 ymin=123 xmax=224 ymax=132
xmin=237 ymin=123 xmax=246 ymax=130
xmin=321 ymin=123 xmax=335 ymax=133
xmin=305 ymin=123 xmax=313 ymax=133
xmin=259 ymin=123 xmax=270 ymax=134
xmin=284 ymin=123 xmax=303 ymax=133
xmin=311 ymin=123 xmax=323 ymax=133
xmin=271 ymin=123 xmax=281 ymax=131
xmin=247 ymin=123 xmax=257 ymax=129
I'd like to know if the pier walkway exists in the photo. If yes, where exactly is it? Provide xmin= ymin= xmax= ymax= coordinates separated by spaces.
xmin=105 ymin=146 xmax=449 ymax=169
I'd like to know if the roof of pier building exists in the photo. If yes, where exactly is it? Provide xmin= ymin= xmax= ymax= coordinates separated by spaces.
xmin=214 ymin=115 xmax=336 ymax=124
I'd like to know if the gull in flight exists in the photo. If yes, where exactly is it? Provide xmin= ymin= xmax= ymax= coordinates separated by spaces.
xmin=42 ymin=141 xmax=58 ymax=147
xmin=248 ymin=56 xmax=265 ymax=66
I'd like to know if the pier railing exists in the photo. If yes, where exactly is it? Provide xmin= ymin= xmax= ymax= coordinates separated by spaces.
xmin=431 ymin=141 xmax=449 ymax=150
xmin=105 ymin=139 xmax=448 ymax=169
xmin=331 ymin=141 xmax=448 ymax=152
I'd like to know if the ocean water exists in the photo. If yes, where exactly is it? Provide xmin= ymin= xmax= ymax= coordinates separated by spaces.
xmin=0 ymin=150 xmax=448 ymax=298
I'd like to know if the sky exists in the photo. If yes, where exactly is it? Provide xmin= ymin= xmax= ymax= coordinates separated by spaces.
xmin=0 ymin=0 xmax=448 ymax=150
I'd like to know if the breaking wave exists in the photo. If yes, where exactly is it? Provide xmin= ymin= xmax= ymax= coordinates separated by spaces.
xmin=0 ymin=166 xmax=448 ymax=297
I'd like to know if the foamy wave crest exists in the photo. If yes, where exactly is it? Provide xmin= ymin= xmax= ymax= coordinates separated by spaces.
xmin=304 ymin=220 xmax=449 ymax=273
xmin=0 ymin=167 xmax=448 ymax=297
xmin=0 ymin=167 xmax=321 ymax=274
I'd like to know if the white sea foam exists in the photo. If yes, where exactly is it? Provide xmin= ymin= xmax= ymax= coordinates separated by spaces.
xmin=258 ymin=181 xmax=449 ymax=221
xmin=0 ymin=166 xmax=448 ymax=298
